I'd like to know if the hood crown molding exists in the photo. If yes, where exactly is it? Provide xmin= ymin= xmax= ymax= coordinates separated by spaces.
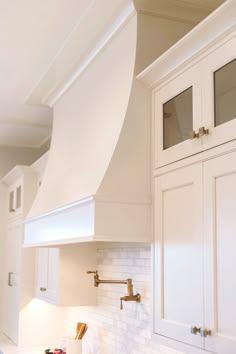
xmin=25 ymin=0 xmax=220 ymax=108
xmin=26 ymin=0 xmax=135 ymax=108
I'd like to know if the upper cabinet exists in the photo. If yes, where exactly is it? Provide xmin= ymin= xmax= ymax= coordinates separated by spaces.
xmin=153 ymin=35 xmax=236 ymax=168
xmin=2 ymin=166 xmax=38 ymax=220
xmin=138 ymin=0 xmax=236 ymax=169
xmin=137 ymin=2 xmax=236 ymax=354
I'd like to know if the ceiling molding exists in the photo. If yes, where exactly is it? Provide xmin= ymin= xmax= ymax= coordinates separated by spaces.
xmin=44 ymin=2 xmax=135 ymax=107
xmin=25 ymin=0 xmax=135 ymax=108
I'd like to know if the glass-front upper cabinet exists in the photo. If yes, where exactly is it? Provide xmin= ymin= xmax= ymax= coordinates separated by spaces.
xmin=2 ymin=166 xmax=38 ymax=220
xmin=202 ymin=35 xmax=236 ymax=152
xmin=153 ymin=34 xmax=236 ymax=169
xmin=154 ymin=65 xmax=202 ymax=168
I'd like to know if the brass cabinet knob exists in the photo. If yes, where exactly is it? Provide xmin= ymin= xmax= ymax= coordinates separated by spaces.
xmin=191 ymin=326 xmax=201 ymax=335
xmin=190 ymin=130 xmax=200 ymax=139
xmin=40 ymin=287 xmax=47 ymax=292
xmin=200 ymin=328 xmax=211 ymax=337
xmin=198 ymin=126 xmax=209 ymax=137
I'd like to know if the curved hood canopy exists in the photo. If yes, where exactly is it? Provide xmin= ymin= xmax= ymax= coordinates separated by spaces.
xmin=24 ymin=0 xmax=205 ymax=246
xmin=24 ymin=6 xmax=151 ymax=246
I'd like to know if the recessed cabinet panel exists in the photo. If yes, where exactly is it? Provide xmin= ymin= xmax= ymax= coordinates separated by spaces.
xmin=154 ymin=65 xmax=202 ymax=168
xmin=214 ymin=59 xmax=236 ymax=127
xmin=16 ymin=186 xmax=22 ymax=210
xmin=154 ymin=164 xmax=204 ymax=348
xmin=163 ymin=87 xmax=193 ymax=149
xmin=9 ymin=191 xmax=14 ymax=213
xmin=7 ymin=182 xmax=23 ymax=217
xmin=204 ymin=151 xmax=236 ymax=354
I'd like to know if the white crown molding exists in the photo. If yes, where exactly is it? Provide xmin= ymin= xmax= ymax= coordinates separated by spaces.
xmin=137 ymin=0 xmax=235 ymax=88
xmin=24 ymin=0 xmax=222 ymax=108
xmin=44 ymin=2 xmax=135 ymax=107
xmin=25 ymin=0 xmax=135 ymax=108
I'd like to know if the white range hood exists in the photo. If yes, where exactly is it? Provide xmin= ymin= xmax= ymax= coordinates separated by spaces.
xmin=25 ymin=5 xmax=152 ymax=246
xmin=24 ymin=0 xmax=205 ymax=246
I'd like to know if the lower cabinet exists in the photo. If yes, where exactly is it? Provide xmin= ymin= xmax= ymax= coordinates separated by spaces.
xmin=35 ymin=244 xmax=97 ymax=306
xmin=154 ymin=150 xmax=236 ymax=354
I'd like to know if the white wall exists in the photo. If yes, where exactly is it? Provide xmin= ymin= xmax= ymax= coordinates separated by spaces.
xmin=135 ymin=14 xmax=193 ymax=74
xmin=0 ymin=144 xmax=49 ymax=180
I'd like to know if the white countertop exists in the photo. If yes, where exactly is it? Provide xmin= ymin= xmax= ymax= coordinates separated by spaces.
xmin=0 ymin=333 xmax=47 ymax=354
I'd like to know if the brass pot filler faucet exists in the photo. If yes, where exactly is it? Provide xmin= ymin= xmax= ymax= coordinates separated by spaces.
xmin=87 ymin=270 xmax=141 ymax=310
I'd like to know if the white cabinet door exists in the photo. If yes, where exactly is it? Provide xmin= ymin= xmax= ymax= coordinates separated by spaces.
xmin=35 ymin=248 xmax=48 ymax=298
xmin=202 ymin=36 xmax=236 ymax=152
xmin=204 ymin=151 xmax=236 ymax=354
xmin=36 ymin=248 xmax=59 ymax=304
xmin=154 ymin=65 xmax=202 ymax=168
xmin=3 ymin=219 xmax=22 ymax=344
xmin=154 ymin=164 xmax=204 ymax=348
xmin=45 ymin=248 xmax=59 ymax=304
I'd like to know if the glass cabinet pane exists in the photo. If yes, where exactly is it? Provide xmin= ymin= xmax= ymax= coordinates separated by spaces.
xmin=16 ymin=186 xmax=22 ymax=209
xmin=214 ymin=59 xmax=236 ymax=127
xmin=9 ymin=191 xmax=14 ymax=212
xmin=163 ymin=87 xmax=193 ymax=149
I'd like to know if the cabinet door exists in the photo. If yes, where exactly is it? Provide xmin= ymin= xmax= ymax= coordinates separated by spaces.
xmin=36 ymin=248 xmax=48 ymax=298
xmin=36 ymin=248 xmax=59 ymax=304
xmin=2 ymin=219 xmax=22 ymax=344
xmin=204 ymin=151 xmax=236 ymax=354
xmin=46 ymin=248 xmax=59 ymax=304
xmin=154 ymin=65 xmax=202 ymax=168
xmin=202 ymin=36 xmax=236 ymax=151
xmin=154 ymin=164 xmax=204 ymax=348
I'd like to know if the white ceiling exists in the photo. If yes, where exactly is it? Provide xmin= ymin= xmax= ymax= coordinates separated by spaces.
xmin=0 ymin=0 xmax=93 ymax=147
xmin=0 ymin=0 xmax=225 ymax=148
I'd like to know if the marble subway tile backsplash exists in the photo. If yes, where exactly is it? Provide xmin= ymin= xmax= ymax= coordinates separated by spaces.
xmin=62 ymin=245 xmax=166 ymax=354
